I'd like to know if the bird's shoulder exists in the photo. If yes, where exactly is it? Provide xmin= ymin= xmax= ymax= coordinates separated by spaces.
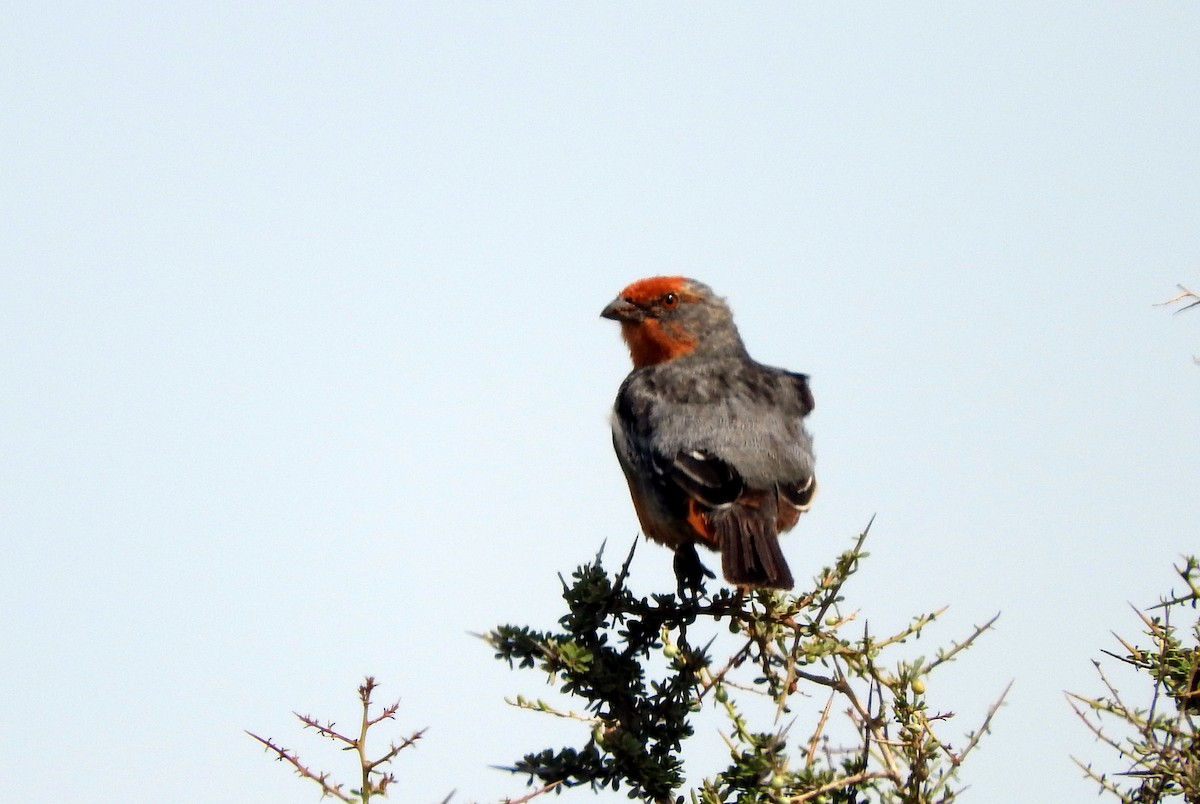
xmin=614 ymin=359 xmax=816 ymax=487
xmin=616 ymin=355 xmax=813 ymax=418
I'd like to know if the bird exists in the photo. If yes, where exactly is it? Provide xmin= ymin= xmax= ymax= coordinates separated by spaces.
xmin=601 ymin=276 xmax=816 ymax=590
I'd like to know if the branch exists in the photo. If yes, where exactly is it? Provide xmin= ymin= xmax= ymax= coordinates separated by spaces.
xmin=245 ymin=731 xmax=355 ymax=803
xmin=367 ymin=729 xmax=427 ymax=771
xmin=942 ymin=680 xmax=1012 ymax=772
xmin=1155 ymin=284 xmax=1200 ymax=313
xmin=920 ymin=612 xmax=1000 ymax=674
xmin=295 ymin=713 xmax=357 ymax=747
xmin=785 ymin=769 xmax=894 ymax=802
xmin=812 ymin=520 xmax=873 ymax=627
xmin=502 ymin=781 xmax=564 ymax=803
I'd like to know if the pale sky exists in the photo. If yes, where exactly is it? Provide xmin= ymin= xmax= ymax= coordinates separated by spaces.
xmin=2 ymin=4 xmax=1199 ymax=802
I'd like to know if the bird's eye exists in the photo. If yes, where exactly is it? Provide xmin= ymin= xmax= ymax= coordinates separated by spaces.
xmin=661 ymin=293 xmax=679 ymax=308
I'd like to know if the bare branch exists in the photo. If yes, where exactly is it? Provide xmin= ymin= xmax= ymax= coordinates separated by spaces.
xmin=1156 ymin=284 xmax=1200 ymax=313
xmin=245 ymin=731 xmax=355 ymax=803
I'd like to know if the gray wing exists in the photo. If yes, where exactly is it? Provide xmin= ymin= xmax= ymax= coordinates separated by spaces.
xmin=623 ymin=360 xmax=814 ymax=488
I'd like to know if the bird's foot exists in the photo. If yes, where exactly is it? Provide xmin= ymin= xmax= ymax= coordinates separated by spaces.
xmin=674 ymin=542 xmax=715 ymax=602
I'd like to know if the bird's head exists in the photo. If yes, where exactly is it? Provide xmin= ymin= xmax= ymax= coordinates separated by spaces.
xmin=601 ymin=276 xmax=745 ymax=368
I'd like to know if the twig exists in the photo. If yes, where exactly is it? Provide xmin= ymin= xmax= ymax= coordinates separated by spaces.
xmin=245 ymin=731 xmax=355 ymax=803
xmin=1155 ymin=284 xmax=1200 ymax=313
xmin=296 ymin=713 xmax=357 ymax=746
xmin=812 ymin=520 xmax=873 ymax=628
xmin=503 ymin=780 xmax=564 ymax=803
xmin=804 ymin=690 xmax=837 ymax=768
xmin=784 ymin=769 xmax=893 ymax=802
xmin=941 ymin=680 xmax=1011 ymax=772
xmin=920 ymin=612 xmax=1000 ymax=675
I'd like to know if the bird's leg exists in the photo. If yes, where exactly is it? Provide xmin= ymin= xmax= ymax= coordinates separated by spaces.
xmin=673 ymin=541 xmax=715 ymax=602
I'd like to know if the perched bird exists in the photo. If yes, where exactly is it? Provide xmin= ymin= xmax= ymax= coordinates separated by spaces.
xmin=602 ymin=276 xmax=816 ymax=590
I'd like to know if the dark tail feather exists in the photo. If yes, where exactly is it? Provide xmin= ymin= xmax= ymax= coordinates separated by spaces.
xmin=712 ymin=507 xmax=794 ymax=590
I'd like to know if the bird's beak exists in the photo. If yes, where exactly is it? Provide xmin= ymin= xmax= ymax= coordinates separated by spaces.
xmin=601 ymin=297 xmax=642 ymax=322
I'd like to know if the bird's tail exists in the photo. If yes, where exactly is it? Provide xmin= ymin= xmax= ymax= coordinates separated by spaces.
xmin=711 ymin=504 xmax=794 ymax=590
